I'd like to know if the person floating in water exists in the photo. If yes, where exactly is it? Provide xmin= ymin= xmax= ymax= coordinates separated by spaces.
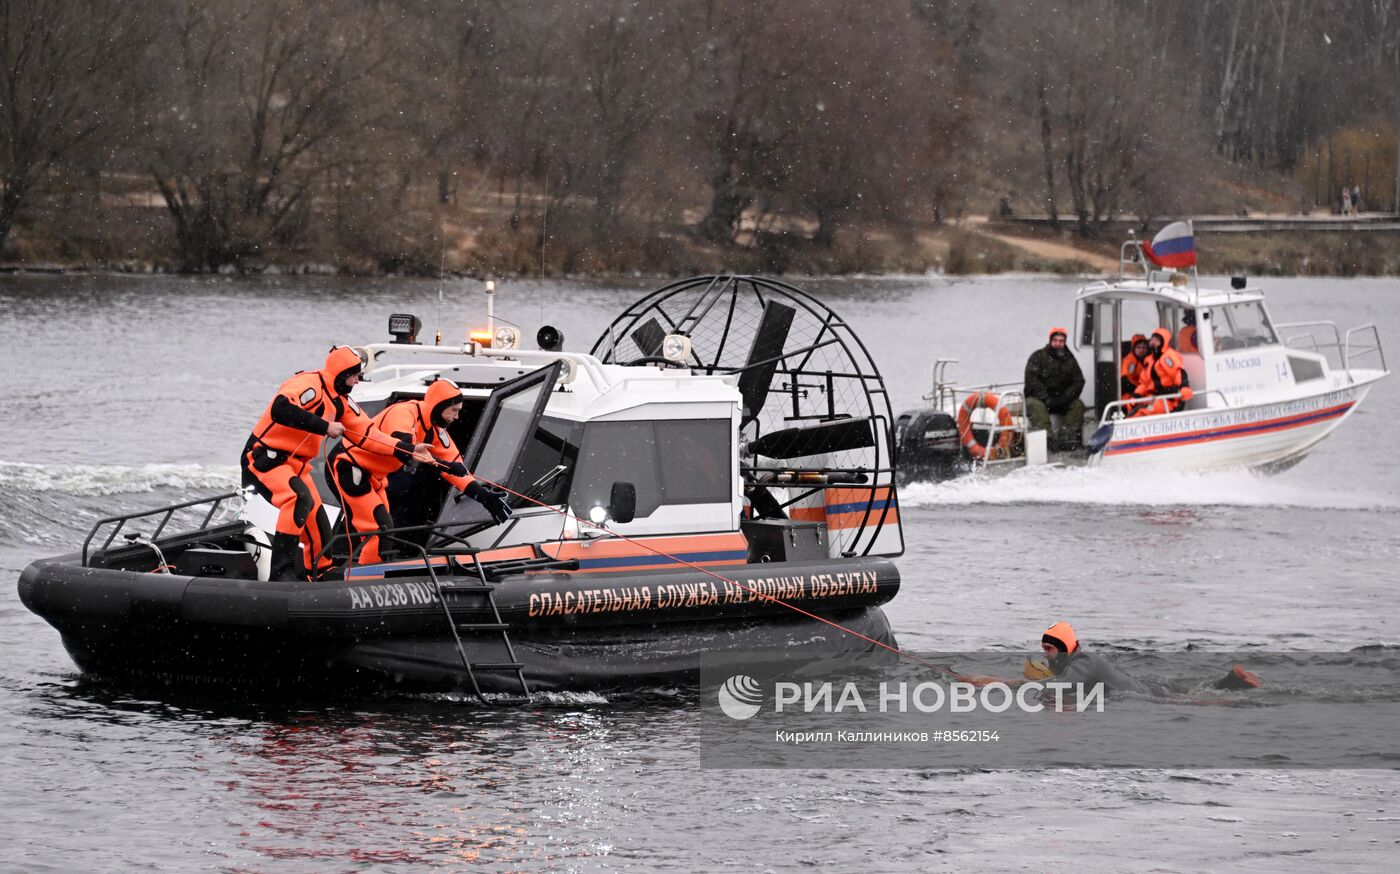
xmin=968 ymin=621 xmax=1261 ymax=696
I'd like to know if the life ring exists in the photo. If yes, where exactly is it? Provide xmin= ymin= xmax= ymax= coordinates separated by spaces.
xmin=956 ymin=392 xmax=1015 ymax=460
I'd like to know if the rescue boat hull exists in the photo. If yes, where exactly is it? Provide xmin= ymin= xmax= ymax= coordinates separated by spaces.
xmin=1093 ymin=375 xmax=1380 ymax=471
xmin=18 ymin=554 xmax=900 ymax=693
xmin=897 ymin=372 xmax=1383 ymax=480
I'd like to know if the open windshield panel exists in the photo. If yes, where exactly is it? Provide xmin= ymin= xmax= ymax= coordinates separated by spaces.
xmin=434 ymin=361 xmax=563 ymax=538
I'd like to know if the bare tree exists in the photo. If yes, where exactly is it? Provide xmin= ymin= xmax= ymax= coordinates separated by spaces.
xmin=377 ymin=0 xmax=509 ymax=210
xmin=692 ymin=1 xmax=965 ymax=247
xmin=0 ymin=0 xmax=152 ymax=251
xmin=568 ymin=0 xmax=690 ymax=237
xmin=990 ymin=0 xmax=1200 ymax=235
xmin=689 ymin=0 xmax=794 ymax=244
xmin=146 ymin=0 xmax=386 ymax=270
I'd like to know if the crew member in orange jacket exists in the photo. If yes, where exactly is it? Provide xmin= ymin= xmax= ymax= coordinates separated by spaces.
xmin=242 ymin=346 xmax=408 ymax=580
xmin=325 ymin=378 xmax=512 ymax=565
xmin=1178 ymin=310 xmax=1199 ymax=354
xmin=1133 ymin=328 xmax=1193 ymax=416
xmin=1119 ymin=334 xmax=1152 ymax=413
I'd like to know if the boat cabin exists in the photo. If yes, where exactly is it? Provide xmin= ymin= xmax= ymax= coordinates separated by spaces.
xmin=1075 ymin=253 xmax=1349 ymax=420
xmin=350 ymin=340 xmax=745 ymax=550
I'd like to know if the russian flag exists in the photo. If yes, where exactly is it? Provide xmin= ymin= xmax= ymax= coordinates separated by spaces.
xmin=1142 ymin=221 xmax=1196 ymax=269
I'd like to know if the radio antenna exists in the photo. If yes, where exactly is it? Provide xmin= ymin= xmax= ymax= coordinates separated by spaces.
xmin=435 ymin=218 xmax=447 ymax=345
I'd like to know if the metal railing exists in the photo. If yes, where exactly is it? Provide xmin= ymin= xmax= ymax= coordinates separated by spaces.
xmin=359 ymin=343 xmax=607 ymax=392
xmin=1276 ymin=320 xmax=1388 ymax=382
xmin=1096 ymin=388 xmax=1232 ymax=425
xmin=928 ymin=368 xmax=1030 ymax=472
xmin=313 ymin=521 xmax=580 ymax=581
xmin=82 ymin=491 xmax=244 ymax=568
xmin=966 ymin=388 xmax=1026 ymax=472
xmin=923 ymin=358 xmax=960 ymax=403
xmin=1345 ymin=324 xmax=1387 ymax=378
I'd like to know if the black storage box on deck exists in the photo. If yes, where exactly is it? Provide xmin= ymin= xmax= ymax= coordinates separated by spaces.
xmin=741 ymin=518 xmax=828 ymax=563
xmin=175 ymin=548 xmax=258 ymax=579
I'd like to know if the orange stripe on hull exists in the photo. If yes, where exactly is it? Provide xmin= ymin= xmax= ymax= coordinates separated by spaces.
xmin=543 ymin=532 xmax=750 ymax=573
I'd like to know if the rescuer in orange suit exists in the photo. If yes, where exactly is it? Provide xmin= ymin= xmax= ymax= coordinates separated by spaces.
xmin=1119 ymin=334 xmax=1152 ymax=413
xmin=325 ymin=378 xmax=513 ymax=565
xmin=1178 ymin=309 xmax=1199 ymax=354
xmin=242 ymin=346 xmax=416 ymax=581
xmin=1132 ymin=328 xmax=1193 ymax=416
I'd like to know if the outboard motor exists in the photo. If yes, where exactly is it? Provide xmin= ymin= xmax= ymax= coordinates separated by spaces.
xmin=893 ymin=409 xmax=965 ymax=484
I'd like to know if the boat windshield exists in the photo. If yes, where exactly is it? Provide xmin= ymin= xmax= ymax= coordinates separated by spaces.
xmin=1212 ymin=301 xmax=1278 ymax=350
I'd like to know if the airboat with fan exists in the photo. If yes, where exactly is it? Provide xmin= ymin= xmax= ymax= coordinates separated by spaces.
xmin=19 ymin=276 xmax=905 ymax=700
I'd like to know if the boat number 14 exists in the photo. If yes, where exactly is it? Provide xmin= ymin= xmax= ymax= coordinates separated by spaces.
xmin=1277 ymin=360 xmax=1289 ymax=381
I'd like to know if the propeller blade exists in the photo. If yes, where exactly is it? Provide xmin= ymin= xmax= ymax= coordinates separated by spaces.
xmin=630 ymin=318 xmax=666 ymax=358
xmin=747 ymin=417 xmax=874 ymax=459
xmin=737 ymin=301 xmax=795 ymax=426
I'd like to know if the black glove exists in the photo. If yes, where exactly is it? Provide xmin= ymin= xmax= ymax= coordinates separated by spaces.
xmin=464 ymin=479 xmax=512 ymax=525
xmin=443 ymin=460 xmax=469 ymax=478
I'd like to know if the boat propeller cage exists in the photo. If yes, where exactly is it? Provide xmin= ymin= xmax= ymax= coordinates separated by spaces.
xmin=591 ymin=275 xmax=898 ymax=557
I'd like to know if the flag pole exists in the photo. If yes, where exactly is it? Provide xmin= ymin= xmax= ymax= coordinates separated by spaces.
xmin=1189 ymin=219 xmax=1199 ymax=293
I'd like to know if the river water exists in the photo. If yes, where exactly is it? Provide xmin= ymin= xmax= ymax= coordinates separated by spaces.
xmin=2 ymin=272 xmax=1398 ymax=871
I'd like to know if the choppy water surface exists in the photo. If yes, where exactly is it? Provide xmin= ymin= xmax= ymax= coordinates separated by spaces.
xmin=2 ymin=273 xmax=1398 ymax=871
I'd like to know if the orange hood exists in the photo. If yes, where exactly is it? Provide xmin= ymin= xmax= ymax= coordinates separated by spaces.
xmin=424 ymin=378 xmax=464 ymax=426
xmin=320 ymin=346 xmax=363 ymax=396
xmin=1042 ymin=621 xmax=1080 ymax=653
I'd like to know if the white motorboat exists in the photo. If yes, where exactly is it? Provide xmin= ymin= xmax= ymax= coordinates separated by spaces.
xmin=895 ymin=233 xmax=1389 ymax=481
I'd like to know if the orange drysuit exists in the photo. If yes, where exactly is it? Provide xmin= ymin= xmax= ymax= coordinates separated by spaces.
xmin=1119 ymin=334 xmax=1152 ymax=413
xmin=241 ymin=346 xmax=396 ymax=580
xmin=1132 ymin=328 xmax=1193 ymax=416
xmin=326 ymin=379 xmax=474 ymax=565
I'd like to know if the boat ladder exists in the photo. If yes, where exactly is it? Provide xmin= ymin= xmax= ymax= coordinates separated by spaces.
xmin=430 ymin=551 xmax=532 ymax=706
xmin=327 ymin=524 xmax=534 ymax=706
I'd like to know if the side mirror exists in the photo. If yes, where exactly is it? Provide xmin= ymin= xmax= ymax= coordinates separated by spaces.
xmin=609 ymin=481 xmax=637 ymax=524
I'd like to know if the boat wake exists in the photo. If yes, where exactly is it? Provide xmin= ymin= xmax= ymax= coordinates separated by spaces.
xmin=0 ymin=460 xmax=239 ymax=497
xmin=899 ymin=464 xmax=1398 ymax=511
xmin=0 ymin=460 xmax=239 ymax=547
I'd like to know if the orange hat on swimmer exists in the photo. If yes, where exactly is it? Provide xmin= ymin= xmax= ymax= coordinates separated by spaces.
xmin=424 ymin=378 xmax=465 ymax=427
xmin=1042 ymin=621 xmax=1079 ymax=653
xmin=322 ymin=345 xmax=364 ymax=396
xmin=1048 ymin=326 xmax=1069 ymax=341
